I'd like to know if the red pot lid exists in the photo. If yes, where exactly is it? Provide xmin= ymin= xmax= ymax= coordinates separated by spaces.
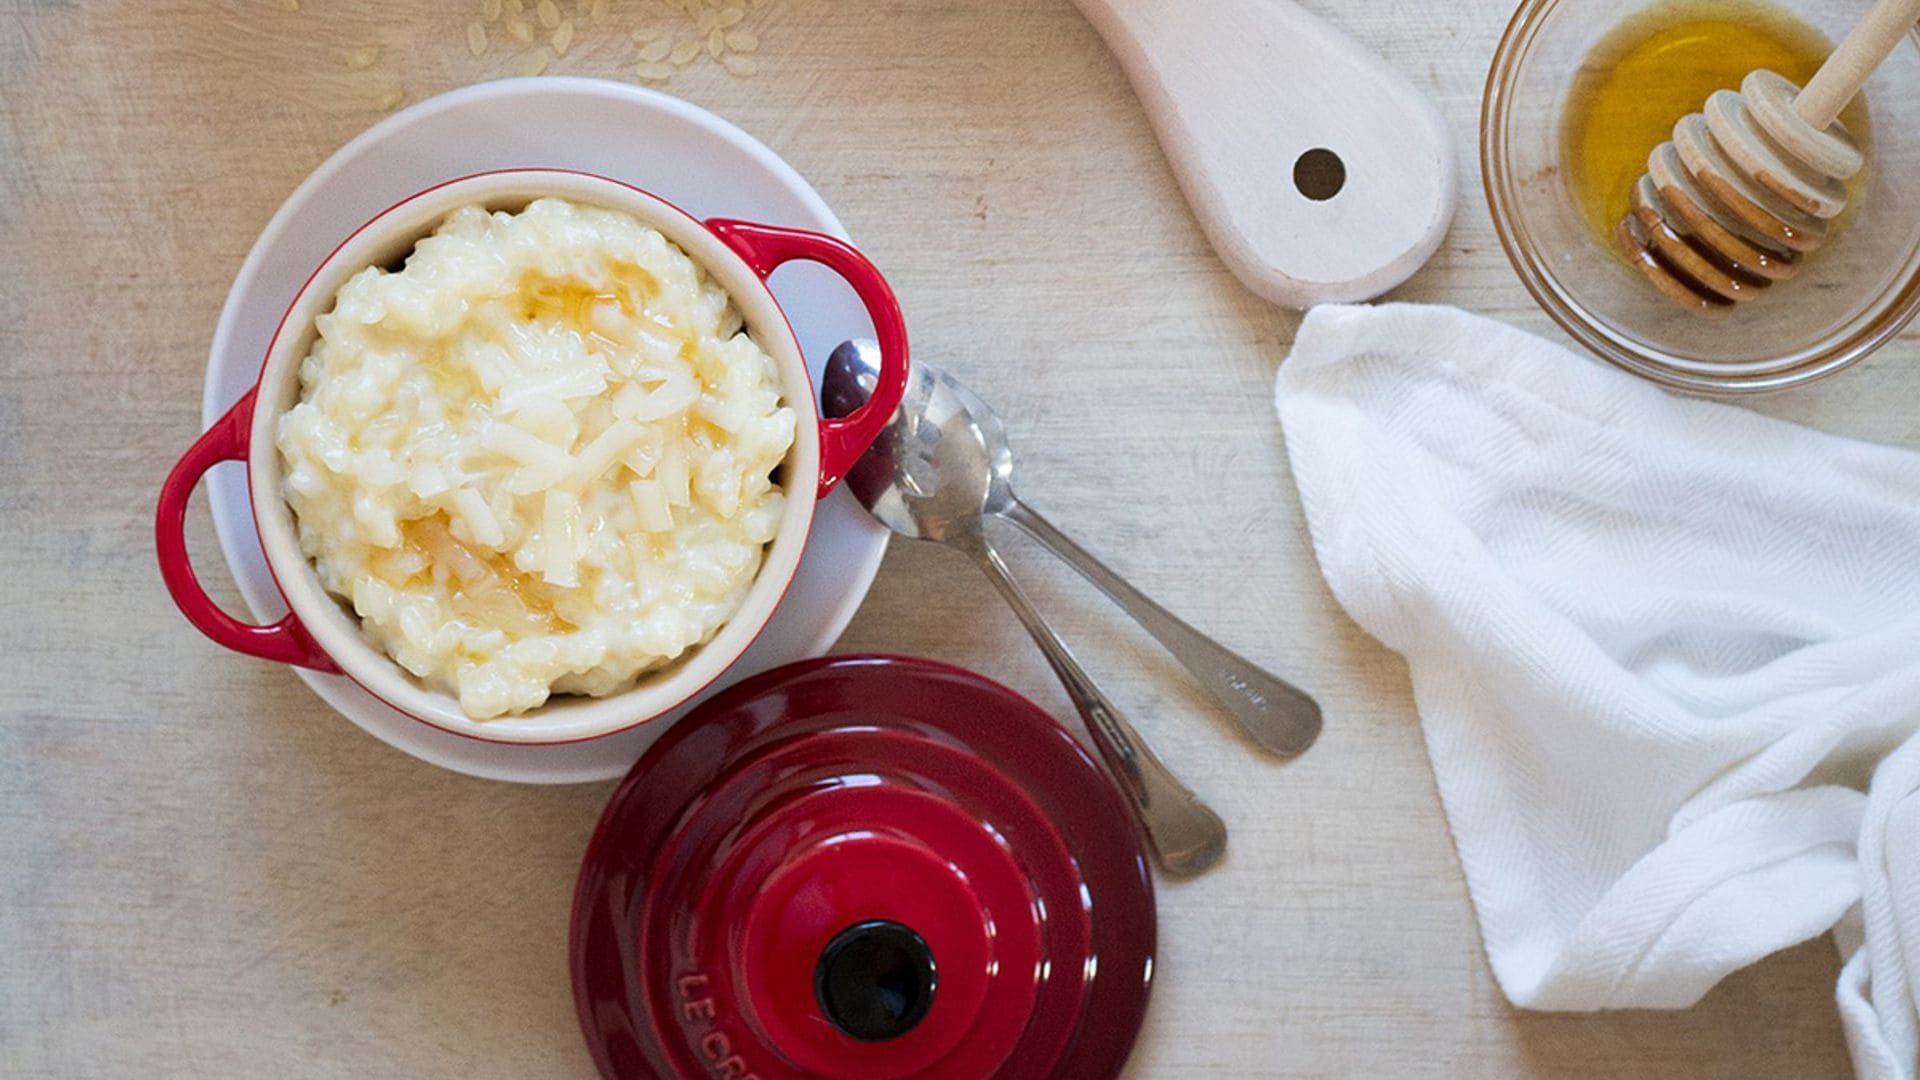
xmin=571 ymin=655 xmax=1156 ymax=1079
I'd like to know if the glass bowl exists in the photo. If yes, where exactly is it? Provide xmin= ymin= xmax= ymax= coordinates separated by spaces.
xmin=1482 ymin=0 xmax=1920 ymax=393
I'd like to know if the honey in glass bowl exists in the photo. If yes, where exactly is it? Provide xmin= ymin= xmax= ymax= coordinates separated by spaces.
xmin=1481 ymin=0 xmax=1920 ymax=392
xmin=1560 ymin=0 xmax=1870 ymax=263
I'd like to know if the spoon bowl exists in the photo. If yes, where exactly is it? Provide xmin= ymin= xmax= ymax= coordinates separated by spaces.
xmin=824 ymin=345 xmax=1013 ymax=541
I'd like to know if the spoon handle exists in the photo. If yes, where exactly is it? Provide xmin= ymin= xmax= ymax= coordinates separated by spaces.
xmin=959 ymin=530 xmax=1227 ymax=879
xmin=1000 ymin=498 xmax=1322 ymax=757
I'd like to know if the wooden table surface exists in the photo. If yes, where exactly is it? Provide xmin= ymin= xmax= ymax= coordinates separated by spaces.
xmin=6 ymin=1 xmax=1911 ymax=1075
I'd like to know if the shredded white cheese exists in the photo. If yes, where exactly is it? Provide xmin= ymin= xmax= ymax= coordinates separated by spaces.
xmin=277 ymin=198 xmax=796 ymax=718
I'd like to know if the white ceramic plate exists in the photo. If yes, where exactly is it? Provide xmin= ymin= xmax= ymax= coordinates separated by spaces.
xmin=202 ymin=78 xmax=890 ymax=783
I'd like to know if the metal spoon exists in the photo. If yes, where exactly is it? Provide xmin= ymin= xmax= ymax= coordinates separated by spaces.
xmin=825 ymin=339 xmax=1322 ymax=757
xmin=823 ymin=342 xmax=1227 ymax=877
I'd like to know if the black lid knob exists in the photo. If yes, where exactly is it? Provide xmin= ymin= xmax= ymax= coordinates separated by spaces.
xmin=813 ymin=920 xmax=937 ymax=1041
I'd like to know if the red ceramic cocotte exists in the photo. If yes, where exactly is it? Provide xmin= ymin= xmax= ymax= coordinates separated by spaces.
xmin=154 ymin=169 xmax=909 ymax=745
xmin=571 ymin=655 xmax=1158 ymax=1080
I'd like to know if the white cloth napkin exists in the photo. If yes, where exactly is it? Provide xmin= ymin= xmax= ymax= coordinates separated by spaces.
xmin=1274 ymin=303 xmax=1920 ymax=1079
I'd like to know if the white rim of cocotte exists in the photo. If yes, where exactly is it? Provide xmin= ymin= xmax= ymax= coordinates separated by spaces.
xmin=245 ymin=169 xmax=822 ymax=745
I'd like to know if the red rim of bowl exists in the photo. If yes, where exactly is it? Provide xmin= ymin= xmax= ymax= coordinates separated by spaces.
xmin=243 ymin=168 xmax=832 ymax=744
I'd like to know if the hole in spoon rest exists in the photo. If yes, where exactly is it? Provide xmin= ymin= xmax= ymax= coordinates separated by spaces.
xmin=1293 ymin=147 xmax=1347 ymax=201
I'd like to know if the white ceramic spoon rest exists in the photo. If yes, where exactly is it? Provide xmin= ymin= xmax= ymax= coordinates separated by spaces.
xmin=1074 ymin=0 xmax=1459 ymax=307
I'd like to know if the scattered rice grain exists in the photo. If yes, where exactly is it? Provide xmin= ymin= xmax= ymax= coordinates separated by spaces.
xmin=634 ymin=60 xmax=673 ymax=81
xmin=378 ymin=86 xmax=405 ymax=109
xmin=466 ymin=22 xmax=489 ymax=56
xmin=632 ymin=25 xmax=663 ymax=43
xmin=715 ymin=6 xmax=743 ymax=27
xmin=483 ymin=0 xmax=503 ymax=20
xmin=721 ymin=53 xmax=755 ymax=76
xmin=506 ymin=0 xmax=524 ymax=13
xmin=590 ymin=0 xmax=608 ymax=21
xmin=637 ymin=38 xmax=673 ymax=62
xmin=669 ymin=38 xmax=701 ymax=65
xmin=507 ymin=17 xmax=534 ymax=42
xmin=280 ymin=0 xmax=299 ymax=10
xmin=536 ymin=0 xmax=561 ymax=29
xmin=345 ymin=45 xmax=379 ymax=69
xmin=706 ymin=28 xmax=724 ymax=57
xmin=695 ymin=8 xmax=715 ymax=32
xmin=723 ymin=28 xmax=756 ymax=51
xmin=519 ymin=47 xmax=551 ymax=75
xmin=551 ymin=20 xmax=574 ymax=54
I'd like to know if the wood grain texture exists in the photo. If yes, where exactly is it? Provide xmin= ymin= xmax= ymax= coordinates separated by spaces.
xmin=2 ymin=0 xmax=1905 ymax=1076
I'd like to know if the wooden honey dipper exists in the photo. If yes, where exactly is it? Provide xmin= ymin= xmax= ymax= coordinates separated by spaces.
xmin=1618 ymin=0 xmax=1920 ymax=316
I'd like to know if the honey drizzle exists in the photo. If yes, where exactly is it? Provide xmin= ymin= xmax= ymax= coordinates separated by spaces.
xmin=397 ymin=513 xmax=574 ymax=636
